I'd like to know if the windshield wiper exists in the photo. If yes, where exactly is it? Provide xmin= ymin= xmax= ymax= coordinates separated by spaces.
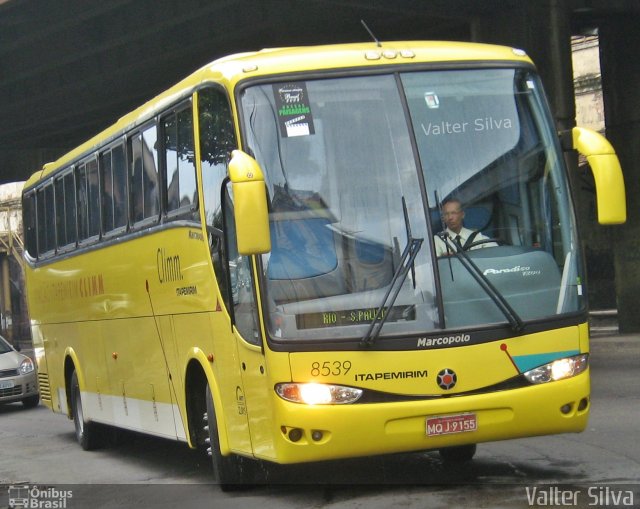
xmin=361 ymin=235 xmax=423 ymax=347
xmin=439 ymin=231 xmax=524 ymax=332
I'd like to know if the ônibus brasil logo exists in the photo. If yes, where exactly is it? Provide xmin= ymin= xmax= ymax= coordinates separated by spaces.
xmin=8 ymin=485 xmax=73 ymax=509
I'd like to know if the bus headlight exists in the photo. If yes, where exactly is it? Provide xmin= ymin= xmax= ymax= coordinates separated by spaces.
xmin=523 ymin=354 xmax=589 ymax=384
xmin=275 ymin=383 xmax=363 ymax=405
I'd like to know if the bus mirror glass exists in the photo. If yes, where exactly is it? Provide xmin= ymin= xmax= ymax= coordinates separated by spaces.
xmin=572 ymin=126 xmax=627 ymax=225
xmin=228 ymin=150 xmax=272 ymax=254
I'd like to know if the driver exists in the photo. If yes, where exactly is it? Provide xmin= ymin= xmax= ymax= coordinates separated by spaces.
xmin=434 ymin=198 xmax=496 ymax=256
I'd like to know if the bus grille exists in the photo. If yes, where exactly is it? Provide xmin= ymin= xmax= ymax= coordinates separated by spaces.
xmin=38 ymin=373 xmax=51 ymax=401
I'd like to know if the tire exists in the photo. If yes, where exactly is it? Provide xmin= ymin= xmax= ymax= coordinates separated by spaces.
xmin=21 ymin=395 xmax=40 ymax=409
xmin=205 ymin=384 xmax=253 ymax=490
xmin=70 ymin=370 xmax=103 ymax=450
xmin=439 ymin=444 xmax=477 ymax=463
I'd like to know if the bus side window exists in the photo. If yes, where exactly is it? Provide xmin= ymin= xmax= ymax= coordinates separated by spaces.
xmin=142 ymin=126 xmax=160 ymax=220
xmin=55 ymin=173 xmax=78 ymax=250
xmin=22 ymin=192 xmax=37 ymax=258
xmin=111 ymin=145 xmax=127 ymax=229
xmin=36 ymin=184 xmax=55 ymax=255
xmin=64 ymin=172 xmax=77 ymax=246
xmin=54 ymin=176 xmax=66 ymax=247
xmin=130 ymin=134 xmax=143 ymax=223
xmin=87 ymin=159 xmax=100 ymax=238
xmin=76 ymin=163 xmax=88 ymax=240
xmin=77 ymin=161 xmax=100 ymax=242
xmin=198 ymin=86 xmax=237 ymax=311
xmin=163 ymin=105 xmax=198 ymax=217
xmin=130 ymin=126 xmax=159 ymax=225
xmin=45 ymin=184 xmax=55 ymax=252
xmin=101 ymin=145 xmax=127 ymax=234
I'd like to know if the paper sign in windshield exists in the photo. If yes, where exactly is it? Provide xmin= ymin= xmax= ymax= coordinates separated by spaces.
xmin=273 ymin=83 xmax=315 ymax=138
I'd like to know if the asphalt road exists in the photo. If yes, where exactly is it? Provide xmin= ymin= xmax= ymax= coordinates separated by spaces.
xmin=1 ymin=333 xmax=639 ymax=509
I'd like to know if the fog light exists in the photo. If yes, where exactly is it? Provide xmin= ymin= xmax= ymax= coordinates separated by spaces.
xmin=288 ymin=428 xmax=303 ymax=442
xmin=311 ymin=430 xmax=323 ymax=442
xmin=560 ymin=403 xmax=573 ymax=414
xmin=578 ymin=397 xmax=589 ymax=411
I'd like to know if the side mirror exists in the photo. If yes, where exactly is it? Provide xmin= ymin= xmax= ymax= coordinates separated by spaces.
xmin=227 ymin=150 xmax=271 ymax=254
xmin=572 ymin=127 xmax=626 ymax=225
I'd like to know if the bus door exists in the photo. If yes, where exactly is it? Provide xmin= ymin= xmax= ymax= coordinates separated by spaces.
xmin=197 ymin=84 xmax=274 ymax=457
xmin=203 ymin=189 xmax=258 ymax=457
xmin=229 ymin=254 xmax=277 ymax=460
xmin=216 ymin=187 xmax=275 ymax=460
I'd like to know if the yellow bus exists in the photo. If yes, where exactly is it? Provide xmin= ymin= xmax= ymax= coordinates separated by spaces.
xmin=23 ymin=41 xmax=625 ymax=488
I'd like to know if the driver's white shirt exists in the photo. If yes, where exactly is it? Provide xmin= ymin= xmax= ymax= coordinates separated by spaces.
xmin=433 ymin=226 xmax=494 ymax=257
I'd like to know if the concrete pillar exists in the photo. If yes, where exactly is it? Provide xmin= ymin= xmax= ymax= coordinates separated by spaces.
xmin=600 ymin=17 xmax=640 ymax=332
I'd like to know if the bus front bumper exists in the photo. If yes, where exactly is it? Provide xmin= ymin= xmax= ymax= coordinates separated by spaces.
xmin=265 ymin=370 xmax=589 ymax=464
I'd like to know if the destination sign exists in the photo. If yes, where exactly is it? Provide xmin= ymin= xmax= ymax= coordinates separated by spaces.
xmin=296 ymin=305 xmax=415 ymax=330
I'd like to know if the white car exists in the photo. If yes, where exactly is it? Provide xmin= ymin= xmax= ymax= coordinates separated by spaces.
xmin=0 ymin=334 xmax=39 ymax=408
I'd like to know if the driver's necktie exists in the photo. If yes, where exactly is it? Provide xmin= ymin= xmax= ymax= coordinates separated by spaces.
xmin=454 ymin=234 xmax=462 ymax=248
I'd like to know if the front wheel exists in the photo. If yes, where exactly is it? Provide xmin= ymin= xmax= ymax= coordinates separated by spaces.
xmin=205 ymin=385 xmax=254 ymax=490
xmin=70 ymin=370 xmax=104 ymax=450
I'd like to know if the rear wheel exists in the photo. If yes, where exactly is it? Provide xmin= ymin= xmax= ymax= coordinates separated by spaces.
xmin=70 ymin=370 xmax=103 ymax=450
xmin=205 ymin=384 xmax=254 ymax=490
xmin=438 ymin=444 xmax=477 ymax=463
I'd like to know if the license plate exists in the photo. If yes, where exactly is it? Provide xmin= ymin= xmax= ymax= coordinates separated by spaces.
xmin=426 ymin=413 xmax=477 ymax=436
xmin=0 ymin=380 xmax=15 ymax=390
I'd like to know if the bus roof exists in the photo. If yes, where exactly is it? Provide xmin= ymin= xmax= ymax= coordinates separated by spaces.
xmin=25 ymin=41 xmax=533 ymax=188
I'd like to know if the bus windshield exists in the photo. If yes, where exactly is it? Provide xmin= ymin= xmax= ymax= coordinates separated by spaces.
xmin=240 ymin=68 xmax=582 ymax=342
